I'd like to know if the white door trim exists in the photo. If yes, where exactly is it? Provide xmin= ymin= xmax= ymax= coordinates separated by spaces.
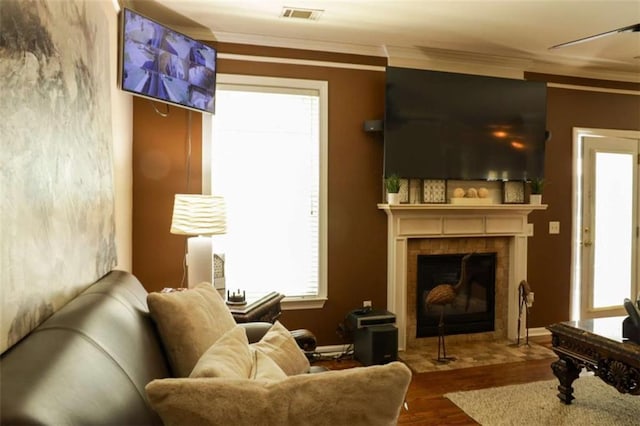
xmin=571 ymin=127 xmax=640 ymax=321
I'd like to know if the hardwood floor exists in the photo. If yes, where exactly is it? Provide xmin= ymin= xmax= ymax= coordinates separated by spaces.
xmin=398 ymin=357 xmax=556 ymax=425
xmin=313 ymin=337 xmax=557 ymax=425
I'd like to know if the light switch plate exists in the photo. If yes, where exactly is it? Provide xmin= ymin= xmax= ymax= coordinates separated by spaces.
xmin=549 ymin=221 xmax=560 ymax=234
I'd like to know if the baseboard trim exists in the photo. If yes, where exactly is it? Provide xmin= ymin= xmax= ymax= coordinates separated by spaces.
xmin=527 ymin=327 xmax=551 ymax=337
xmin=317 ymin=330 xmax=550 ymax=354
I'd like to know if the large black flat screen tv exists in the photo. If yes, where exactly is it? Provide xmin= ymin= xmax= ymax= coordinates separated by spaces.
xmin=119 ymin=8 xmax=216 ymax=114
xmin=384 ymin=67 xmax=547 ymax=180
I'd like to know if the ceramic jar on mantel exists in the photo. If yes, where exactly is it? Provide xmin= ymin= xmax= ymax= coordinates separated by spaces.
xmin=387 ymin=192 xmax=401 ymax=204
xmin=529 ymin=194 xmax=542 ymax=205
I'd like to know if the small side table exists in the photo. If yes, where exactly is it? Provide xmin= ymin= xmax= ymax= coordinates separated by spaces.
xmin=227 ymin=292 xmax=285 ymax=323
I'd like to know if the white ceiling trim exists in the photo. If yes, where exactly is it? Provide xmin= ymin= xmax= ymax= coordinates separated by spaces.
xmin=169 ymin=26 xmax=640 ymax=83
xmin=548 ymin=83 xmax=640 ymax=96
xmin=526 ymin=62 xmax=640 ymax=84
xmin=209 ymin=30 xmax=387 ymax=57
xmin=385 ymin=45 xmax=531 ymax=79
xmin=170 ymin=25 xmax=217 ymax=41
xmin=217 ymin=52 xmax=385 ymax=71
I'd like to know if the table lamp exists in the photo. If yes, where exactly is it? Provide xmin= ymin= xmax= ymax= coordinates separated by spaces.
xmin=170 ymin=194 xmax=226 ymax=288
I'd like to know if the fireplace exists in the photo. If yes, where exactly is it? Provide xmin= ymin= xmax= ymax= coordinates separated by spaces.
xmin=416 ymin=253 xmax=496 ymax=338
xmin=378 ymin=203 xmax=546 ymax=350
xmin=406 ymin=236 xmax=508 ymax=348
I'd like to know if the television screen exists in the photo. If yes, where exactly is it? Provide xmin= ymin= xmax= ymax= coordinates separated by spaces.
xmin=119 ymin=8 xmax=216 ymax=114
xmin=384 ymin=67 xmax=547 ymax=181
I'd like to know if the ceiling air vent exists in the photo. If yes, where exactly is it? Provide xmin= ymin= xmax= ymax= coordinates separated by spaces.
xmin=280 ymin=7 xmax=323 ymax=20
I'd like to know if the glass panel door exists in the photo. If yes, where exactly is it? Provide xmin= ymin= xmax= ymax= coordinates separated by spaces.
xmin=581 ymin=136 xmax=639 ymax=318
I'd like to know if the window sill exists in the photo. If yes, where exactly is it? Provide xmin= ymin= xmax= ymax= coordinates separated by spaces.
xmin=282 ymin=296 xmax=327 ymax=310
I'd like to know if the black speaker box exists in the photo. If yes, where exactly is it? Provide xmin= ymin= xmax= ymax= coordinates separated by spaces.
xmin=363 ymin=119 xmax=383 ymax=132
xmin=353 ymin=324 xmax=398 ymax=366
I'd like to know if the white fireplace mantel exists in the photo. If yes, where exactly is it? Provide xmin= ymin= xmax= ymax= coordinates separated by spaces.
xmin=378 ymin=203 xmax=547 ymax=350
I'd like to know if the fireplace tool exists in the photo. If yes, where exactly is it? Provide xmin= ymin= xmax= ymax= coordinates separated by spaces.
xmin=517 ymin=280 xmax=533 ymax=345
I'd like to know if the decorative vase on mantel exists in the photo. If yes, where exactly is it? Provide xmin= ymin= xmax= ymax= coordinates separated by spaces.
xmin=528 ymin=178 xmax=544 ymax=205
xmin=384 ymin=174 xmax=401 ymax=205
xmin=529 ymin=194 xmax=542 ymax=205
xmin=387 ymin=192 xmax=401 ymax=205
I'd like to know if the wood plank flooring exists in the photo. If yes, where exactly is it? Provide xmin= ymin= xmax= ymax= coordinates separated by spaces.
xmin=398 ymin=357 xmax=556 ymax=425
xmin=314 ymin=337 xmax=557 ymax=425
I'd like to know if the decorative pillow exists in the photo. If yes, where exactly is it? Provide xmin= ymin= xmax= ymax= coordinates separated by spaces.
xmin=189 ymin=326 xmax=253 ymax=379
xmin=251 ymin=349 xmax=287 ymax=381
xmin=250 ymin=321 xmax=310 ymax=376
xmin=145 ymin=362 xmax=412 ymax=426
xmin=147 ymin=282 xmax=237 ymax=377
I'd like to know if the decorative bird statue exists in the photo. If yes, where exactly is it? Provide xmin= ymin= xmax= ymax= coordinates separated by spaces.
xmin=425 ymin=253 xmax=473 ymax=362
xmin=517 ymin=279 xmax=532 ymax=346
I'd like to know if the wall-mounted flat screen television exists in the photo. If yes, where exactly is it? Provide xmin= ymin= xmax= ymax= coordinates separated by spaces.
xmin=119 ymin=8 xmax=217 ymax=114
xmin=384 ymin=67 xmax=547 ymax=181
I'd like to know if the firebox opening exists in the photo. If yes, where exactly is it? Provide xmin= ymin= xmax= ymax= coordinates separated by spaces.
xmin=416 ymin=253 xmax=496 ymax=338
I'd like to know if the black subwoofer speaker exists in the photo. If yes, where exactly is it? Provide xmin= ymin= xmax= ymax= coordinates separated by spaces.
xmin=353 ymin=324 xmax=398 ymax=366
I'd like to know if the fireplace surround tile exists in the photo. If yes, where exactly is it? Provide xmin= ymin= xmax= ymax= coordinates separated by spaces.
xmin=406 ymin=237 xmax=509 ymax=349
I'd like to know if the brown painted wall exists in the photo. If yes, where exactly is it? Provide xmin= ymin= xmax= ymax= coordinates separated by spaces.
xmin=133 ymin=46 xmax=388 ymax=345
xmin=525 ymin=83 xmax=640 ymax=327
xmin=132 ymin=101 xmax=203 ymax=289
xmin=132 ymin=46 xmax=640 ymax=345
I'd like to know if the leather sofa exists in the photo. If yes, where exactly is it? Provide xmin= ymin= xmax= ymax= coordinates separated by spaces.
xmin=0 ymin=270 xmax=304 ymax=425
xmin=1 ymin=270 xmax=412 ymax=425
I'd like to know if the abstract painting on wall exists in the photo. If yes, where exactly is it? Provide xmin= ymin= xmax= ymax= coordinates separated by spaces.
xmin=0 ymin=0 xmax=117 ymax=354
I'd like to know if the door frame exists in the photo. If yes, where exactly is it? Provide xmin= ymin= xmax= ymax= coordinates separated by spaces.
xmin=571 ymin=127 xmax=640 ymax=321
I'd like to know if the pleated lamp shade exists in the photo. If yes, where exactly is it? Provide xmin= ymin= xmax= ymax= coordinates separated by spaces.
xmin=170 ymin=194 xmax=226 ymax=236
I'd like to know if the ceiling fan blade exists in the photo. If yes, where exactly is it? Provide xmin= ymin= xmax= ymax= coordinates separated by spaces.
xmin=549 ymin=23 xmax=640 ymax=50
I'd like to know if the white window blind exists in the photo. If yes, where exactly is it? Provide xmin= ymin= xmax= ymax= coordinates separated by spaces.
xmin=210 ymin=75 xmax=327 ymax=304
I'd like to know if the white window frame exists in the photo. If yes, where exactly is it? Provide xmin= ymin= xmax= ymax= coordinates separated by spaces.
xmin=202 ymin=74 xmax=328 ymax=310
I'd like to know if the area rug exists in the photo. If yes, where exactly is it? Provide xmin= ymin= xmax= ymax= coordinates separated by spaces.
xmin=445 ymin=375 xmax=640 ymax=425
xmin=399 ymin=339 xmax=555 ymax=373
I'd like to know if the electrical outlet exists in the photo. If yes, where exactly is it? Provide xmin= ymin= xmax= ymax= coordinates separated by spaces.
xmin=363 ymin=300 xmax=372 ymax=308
xmin=549 ymin=221 xmax=560 ymax=234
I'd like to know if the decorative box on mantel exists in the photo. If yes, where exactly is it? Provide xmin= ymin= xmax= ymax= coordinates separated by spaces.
xmin=377 ymin=203 xmax=547 ymax=350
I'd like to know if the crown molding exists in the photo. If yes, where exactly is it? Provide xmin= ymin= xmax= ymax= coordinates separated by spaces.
xmin=201 ymin=30 xmax=387 ymax=58
xmin=548 ymin=83 xmax=640 ymax=96
xmin=526 ymin=61 xmax=640 ymax=84
xmin=384 ymin=45 xmax=530 ymax=79
xmin=170 ymin=25 xmax=217 ymax=41
xmin=216 ymin=53 xmax=385 ymax=72
xmin=388 ymin=45 xmax=534 ymax=69
xmin=168 ymin=27 xmax=640 ymax=83
xmin=384 ymin=46 xmax=640 ymax=83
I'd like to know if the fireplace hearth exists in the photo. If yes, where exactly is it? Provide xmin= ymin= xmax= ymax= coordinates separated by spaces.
xmin=417 ymin=253 xmax=496 ymax=338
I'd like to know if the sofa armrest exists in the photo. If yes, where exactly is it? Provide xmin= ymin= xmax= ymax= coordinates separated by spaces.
xmin=237 ymin=323 xmax=318 ymax=353
xmin=237 ymin=322 xmax=272 ymax=343
xmin=289 ymin=328 xmax=317 ymax=352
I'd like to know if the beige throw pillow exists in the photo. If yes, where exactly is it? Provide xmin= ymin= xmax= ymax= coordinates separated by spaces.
xmin=145 ymin=362 xmax=412 ymax=426
xmin=251 ymin=349 xmax=288 ymax=381
xmin=250 ymin=321 xmax=310 ymax=376
xmin=147 ymin=283 xmax=237 ymax=377
xmin=189 ymin=326 xmax=253 ymax=379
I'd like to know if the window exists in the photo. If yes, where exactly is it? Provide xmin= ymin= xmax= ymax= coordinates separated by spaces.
xmin=204 ymin=74 xmax=328 ymax=309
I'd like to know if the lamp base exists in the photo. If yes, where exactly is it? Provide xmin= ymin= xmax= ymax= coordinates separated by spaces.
xmin=187 ymin=236 xmax=213 ymax=288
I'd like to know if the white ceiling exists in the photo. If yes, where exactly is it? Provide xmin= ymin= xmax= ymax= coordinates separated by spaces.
xmin=143 ymin=0 xmax=640 ymax=82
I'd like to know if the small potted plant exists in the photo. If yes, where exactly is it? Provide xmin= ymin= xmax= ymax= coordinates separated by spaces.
xmin=385 ymin=174 xmax=401 ymax=204
xmin=529 ymin=178 xmax=544 ymax=204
